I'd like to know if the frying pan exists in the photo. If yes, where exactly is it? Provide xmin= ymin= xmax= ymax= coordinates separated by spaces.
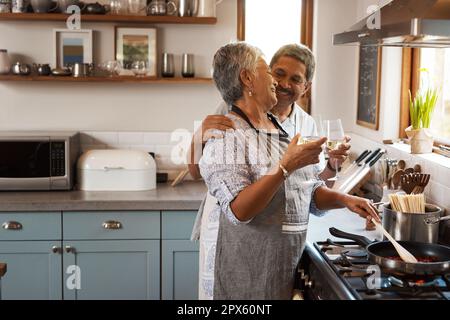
xmin=329 ymin=227 xmax=450 ymax=277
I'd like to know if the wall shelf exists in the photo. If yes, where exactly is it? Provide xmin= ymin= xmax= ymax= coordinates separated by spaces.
xmin=0 ymin=75 xmax=213 ymax=84
xmin=0 ymin=13 xmax=217 ymax=24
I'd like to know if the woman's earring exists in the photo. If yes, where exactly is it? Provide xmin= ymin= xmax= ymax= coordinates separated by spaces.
xmin=249 ymin=90 xmax=253 ymax=97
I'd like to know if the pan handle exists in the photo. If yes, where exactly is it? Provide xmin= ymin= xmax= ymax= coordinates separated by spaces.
xmin=329 ymin=227 xmax=373 ymax=247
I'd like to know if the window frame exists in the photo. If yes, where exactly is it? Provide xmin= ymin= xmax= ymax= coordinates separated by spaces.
xmin=400 ymin=48 xmax=450 ymax=147
xmin=236 ymin=0 xmax=314 ymax=114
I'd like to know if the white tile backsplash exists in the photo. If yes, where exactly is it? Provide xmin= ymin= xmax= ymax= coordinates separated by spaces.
xmin=118 ymin=132 xmax=144 ymax=145
xmin=348 ymin=132 xmax=450 ymax=215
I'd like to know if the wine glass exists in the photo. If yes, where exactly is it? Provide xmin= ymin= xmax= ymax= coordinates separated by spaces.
xmin=131 ymin=61 xmax=148 ymax=77
xmin=323 ymin=119 xmax=345 ymax=182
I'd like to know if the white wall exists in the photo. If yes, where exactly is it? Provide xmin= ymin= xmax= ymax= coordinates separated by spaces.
xmin=312 ymin=0 xmax=401 ymax=141
xmin=311 ymin=0 xmax=359 ymax=131
xmin=354 ymin=0 xmax=402 ymax=141
xmin=0 ymin=0 xmax=237 ymax=132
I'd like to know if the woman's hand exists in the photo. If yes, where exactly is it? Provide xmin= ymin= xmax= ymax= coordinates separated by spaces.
xmin=280 ymin=135 xmax=327 ymax=173
xmin=341 ymin=194 xmax=381 ymax=223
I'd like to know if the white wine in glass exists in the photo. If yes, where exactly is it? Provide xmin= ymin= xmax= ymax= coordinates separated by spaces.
xmin=323 ymin=119 xmax=345 ymax=182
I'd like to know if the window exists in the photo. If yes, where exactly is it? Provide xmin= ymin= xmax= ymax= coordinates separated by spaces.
xmin=244 ymin=0 xmax=302 ymax=60
xmin=419 ymin=48 xmax=450 ymax=144
xmin=237 ymin=0 xmax=314 ymax=112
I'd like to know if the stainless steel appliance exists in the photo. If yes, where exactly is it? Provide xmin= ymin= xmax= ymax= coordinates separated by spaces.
xmin=0 ymin=131 xmax=80 ymax=190
xmin=333 ymin=0 xmax=450 ymax=48
xmin=297 ymin=240 xmax=450 ymax=300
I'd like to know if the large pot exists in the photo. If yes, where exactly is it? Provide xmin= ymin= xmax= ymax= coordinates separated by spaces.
xmin=382 ymin=203 xmax=442 ymax=244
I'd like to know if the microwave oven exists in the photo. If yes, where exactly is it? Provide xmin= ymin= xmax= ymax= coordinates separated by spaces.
xmin=0 ymin=131 xmax=80 ymax=190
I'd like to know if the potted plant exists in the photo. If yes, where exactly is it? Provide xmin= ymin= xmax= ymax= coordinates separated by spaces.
xmin=406 ymin=71 xmax=439 ymax=154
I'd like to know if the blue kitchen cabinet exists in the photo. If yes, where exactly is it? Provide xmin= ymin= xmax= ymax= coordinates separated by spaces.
xmin=62 ymin=211 xmax=161 ymax=300
xmin=0 ymin=241 xmax=62 ymax=300
xmin=62 ymin=240 xmax=160 ymax=300
xmin=0 ymin=212 xmax=62 ymax=300
xmin=161 ymin=211 xmax=199 ymax=300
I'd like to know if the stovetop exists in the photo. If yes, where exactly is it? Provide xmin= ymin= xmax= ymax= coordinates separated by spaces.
xmin=313 ymin=240 xmax=450 ymax=300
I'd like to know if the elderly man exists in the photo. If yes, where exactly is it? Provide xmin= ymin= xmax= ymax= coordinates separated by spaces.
xmin=188 ymin=43 xmax=352 ymax=299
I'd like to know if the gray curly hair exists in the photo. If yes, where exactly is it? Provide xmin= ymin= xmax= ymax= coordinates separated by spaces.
xmin=270 ymin=44 xmax=315 ymax=82
xmin=212 ymin=42 xmax=264 ymax=106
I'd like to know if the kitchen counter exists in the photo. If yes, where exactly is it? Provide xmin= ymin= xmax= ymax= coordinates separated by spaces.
xmin=307 ymin=208 xmax=380 ymax=243
xmin=0 ymin=181 xmax=207 ymax=212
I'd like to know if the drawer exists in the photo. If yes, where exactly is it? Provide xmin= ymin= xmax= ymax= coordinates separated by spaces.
xmin=162 ymin=211 xmax=197 ymax=240
xmin=63 ymin=211 xmax=160 ymax=240
xmin=0 ymin=212 xmax=61 ymax=241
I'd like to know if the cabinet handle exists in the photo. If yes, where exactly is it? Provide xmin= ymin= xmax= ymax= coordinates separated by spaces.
xmin=102 ymin=220 xmax=122 ymax=230
xmin=65 ymin=246 xmax=76 ymax=254
xmin=51 ymin=246 xmax=62 ymax=254
xmin=2 ymin=221 xmax=23 ymax=230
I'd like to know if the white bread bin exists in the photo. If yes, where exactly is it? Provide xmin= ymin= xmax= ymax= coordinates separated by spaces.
xmin=77 ymin=149 xmax=156 ymax=191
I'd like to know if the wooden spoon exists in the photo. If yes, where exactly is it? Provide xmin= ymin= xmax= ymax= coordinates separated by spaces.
xmin=372 ymin=219 xmax=418 ymax=263
xmin=392 ymin=170 xmax=404 ymax=190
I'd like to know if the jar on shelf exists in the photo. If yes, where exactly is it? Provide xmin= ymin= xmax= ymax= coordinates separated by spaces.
xmin=0 ymin=50 xmax=10 ymax=75
xmin=0 ymin=0 xmax=12 ymax=12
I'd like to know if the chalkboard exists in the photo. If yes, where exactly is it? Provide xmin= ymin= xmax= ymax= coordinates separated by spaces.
xmin=357 ymin=46 xmax=381 ymax=130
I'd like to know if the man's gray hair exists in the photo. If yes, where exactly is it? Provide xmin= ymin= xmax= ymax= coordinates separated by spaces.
xmin=270 ymin=44 xmax=315 ymax=82
xmin=212 ymin=42 xmax=264 ymax=106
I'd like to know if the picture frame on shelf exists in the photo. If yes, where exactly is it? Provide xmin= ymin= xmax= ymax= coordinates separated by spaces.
xmin=115 ymin=26 xmax=157 ymax=77
xmin=53 ymin=29 xmax=93 ymax=69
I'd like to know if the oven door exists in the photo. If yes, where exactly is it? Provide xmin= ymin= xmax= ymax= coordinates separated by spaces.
xmin=0 ymin=138 xmax=51 ymax=190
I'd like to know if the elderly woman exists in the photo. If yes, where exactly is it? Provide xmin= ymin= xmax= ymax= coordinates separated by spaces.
xmin=199 ymin=42 xmax=380 ymax=300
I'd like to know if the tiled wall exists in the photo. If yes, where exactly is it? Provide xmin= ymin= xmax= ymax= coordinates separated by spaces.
xmin=349 ymin=133 xmax=450 ymax=215
xmin=80 ymin=131 xmax=192 ymax=181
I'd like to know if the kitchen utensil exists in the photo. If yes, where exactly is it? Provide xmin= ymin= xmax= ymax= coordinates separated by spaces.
xmin=147 ymin=0 xmax=176 ymax=15
xmin=12 ymin=0 xmax=30 ymax=12
xmin=400 ymin=173 xmax=421 ymax=194
xmin=404 ymin=167 xmax=414 ymax=175
xmin=72 ymin=62 xmax=93 ymax=77
xmin=329 ymin=227 xmax=450 ymax=276
xmin=57 ymin=0 xmax=79 ymax=12
xmin=127 ymin=0 xmax=146 ymax=15
xmin=372 ymin=219 xmax=418 ymax=263
xmin=382 ymin=203 xmax=442 ymax=243
xmin=30 ymin=0 xmax=57 ymax=12
xmin=161 ymin=53 xmax=175 ymax=77
xmin=179 ymin=0 xmax=197 ymax=16
xmin=0 ymin=50 xmax=10 ymax=75
xmin=413 ymin=164 xmax=421 ymax=173
xmin=196 ymin=0 xmax=222 ymax=17
xmin=0 ymin=0 xmax=11 ymax=12
xmin=335 ymin=148 xmax=384 ymax=193
xmin=392 ymin=169 xmax=404 ymax=190
xmin=51 ymin=67 xmax=72 ymax=76
xmin=397 ymin=159 xmax=406 ymax=170
xmin=340 ymin=150 xmax=370 ymax=176
xmin=34 ymin=63 xmax=51 ymax=76
xmin=11 ymin=62 xmax=31 ymax=75
xmin=83 ymin=1 xmax=107 ymax=14
xmin=131 ymin=61 xmax=148 ymax=77
xmin=181 ymin=53 xmax=195 ymax=77
xmin=171 ymin=168 xmax=189 ymax=187
xmin=411 ymin=174 xmax=430 ymax=194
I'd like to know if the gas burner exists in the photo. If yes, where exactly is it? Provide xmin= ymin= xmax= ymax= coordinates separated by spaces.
xmin=312 ymin=241 xmax=450 ymax=300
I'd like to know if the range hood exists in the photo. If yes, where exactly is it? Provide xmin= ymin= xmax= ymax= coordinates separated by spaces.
xmin=333 ymin=0 xmax=450 ymax=48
